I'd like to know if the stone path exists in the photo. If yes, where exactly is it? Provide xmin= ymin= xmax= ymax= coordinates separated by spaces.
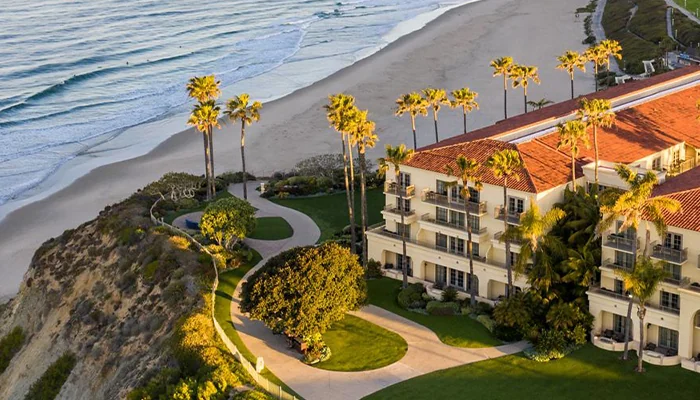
xmin=227 ymin=183 xmax=528 ymax=400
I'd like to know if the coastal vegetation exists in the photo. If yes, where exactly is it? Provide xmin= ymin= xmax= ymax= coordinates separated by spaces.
xmin=24 ymin=352 xmax=77 ymax=400
xmin=225 ymin=94 xmax=263 ymax=201
xmin=0 ymin=326 xmax=25 ymax=374
xmin=186 ymin=76 xmax=222 ymax=200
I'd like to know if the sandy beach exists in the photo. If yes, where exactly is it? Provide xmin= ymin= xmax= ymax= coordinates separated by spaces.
xmin=0 ymin=0 xmax=593 ymax=300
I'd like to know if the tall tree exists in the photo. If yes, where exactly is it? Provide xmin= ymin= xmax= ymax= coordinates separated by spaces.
xmin=225 ymin=94 xmax=262 ymax=200
xmin=556 ymin=50 xmax=587 ymax=99
xmin=487 ymin=149 xmax=522 ymax=297
xmin=659 ymin=37 xmax=676 ymax=69
xmin=378 ymin=144 xmax=416 ymax=289
xmin=446 ymin=156 xmax=483 ymax=308
xmin=325 ymin=94 xmax=358 ymax=252
xmin=422 ymin=88 xmax=450 ymax=142
xmin=348 ymin=108 xmax=379 ymax=268
xmin=577 ymin=98 xmax=616 ymax=191
xmin=490 ymin=57 xmax=515 ymax=120
xmin=527 ymin=98 xmax=554 ymax=111
xmin=450 ymin=88 xmax=479 ymax=134
xmin=395 ymin=93 xmax=429 ymax=149
xmin=556 ymin=119 xmax=590 ymax=191
xmin=511 ymin=65 xmax=541 ymax=114
xmin=598 ymin=164 xmax=681 ymax=360
xmin=599 ymin=39 xmax=623 ymax=72
xmin=618 ymin=257 xmax=669 ymax=373
xmin=584 ymin=45 xmax=609 ymax=92
xmin=186 ymin=99 xmax=221 ymax=201
xmin=186 ymin=75 xmax=221 ymax=199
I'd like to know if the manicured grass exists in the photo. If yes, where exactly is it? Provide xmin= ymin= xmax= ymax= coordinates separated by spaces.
xmin=364 ymin=344 xmax=700 ymax=400
xmin=314 ymin=314 xmax=408 ymax=372
xmin=164 ymin=191 xmax=233 ymax=225
xmin=249 ymin=217 xmax=294 ymax=240
xmin=270 ymin=188 xmax=384 ymax=242
xmin=367 ymin=278 xmax=500 ymax=348
xmin=213 ymin=250 xmax=299 ymax=398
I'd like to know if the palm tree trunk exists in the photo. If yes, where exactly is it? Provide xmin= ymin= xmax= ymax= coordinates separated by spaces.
xmin=594 ymin=64 xmax=599 ymax=92
xmin=593 ymin=125 xmax=599 ymax=190
xmin=622 ymin=235 xmax=638 ymax=360
xmin=433 ymin=110 xmax=439 ymax=143
xmin=341 ymin=133 xmax=357 ymax=253
xmin=202 ymin=133 xmax=212 ymax=200
xmin=411 ymin=116 xmax=417 ymax=150
xmin=397 ymin=170 xmax=408 ymax=289
xmin=637 ymin=306 xmax=646 ymax=372
xmin=503 ymin=179 xmax=513 ymax=298
xmin=524 ymin=91 xmax=528 ymax=114
xmin=570 ymin=76 xmax=575 ymax=99
xmin=571 ymin=152 xmax=577 ymax=191
xmin=241 ymin=122 xmax=248 ymax=200
xmin=209 ymin=125 xmax=216 ymax=197
xmin=359 ymin=151 xmax=368 ymax=269
xmin=503 ymin=76 xmax=508 ymax=120
xmin=644 ymin=222 xmax=651 ymax=257
xmin=462 ymin=108 xmax=467 ymax=134
xmin=347 ymin=139 xmax=357 ymax=253
xmin=466 ymin=199 xmax=476 ymax=308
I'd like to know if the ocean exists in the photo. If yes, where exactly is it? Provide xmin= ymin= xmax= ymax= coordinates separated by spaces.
xmin=0 ymin=0 xmax=475 ymax=208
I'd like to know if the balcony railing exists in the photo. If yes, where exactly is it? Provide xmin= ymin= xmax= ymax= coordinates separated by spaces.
xmin=651 ymin=242 xmax=688 ymax=264
xmin=371 ymin=226 xmax=413 ymax=242
xmin=383 ymin=205 xmax=416 ymax=217
xmin=650 ymin=303 xmax=681 ymax=316
xmin=494 ymin=205 xmax=524 ymax=225
xmin=589 ymin=284 xmax=632 ymax=302
xmin=384 ymin=182 xmax=415 ymax=198
xmin=603 ymin=258 xmax=632 ymax=271
xmin=420 ymin=214 xmax=487 ymax=234
xmin=421 ymin=190 xmax=488 ymax=215
xmin=493 ymin=231 xmax=522 ymax=245
xmin=604 ymin=233 xmax=639 ymax=253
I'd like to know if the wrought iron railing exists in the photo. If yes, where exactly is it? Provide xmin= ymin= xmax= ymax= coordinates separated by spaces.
xmin=651 ymin=242 xmax=688 ymax=264
xmin=384 ymin=182 xmax=415 ymax=197
xmin=421 ymin=190 xmax=488 ymax=214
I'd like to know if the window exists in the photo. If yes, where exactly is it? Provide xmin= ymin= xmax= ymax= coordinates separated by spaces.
xmin=695 ymin=313 xmax=700 ymax=328
xmin=663 ymin=262 xmax=682 ymax=281
xmin=660 ymin=291 xmax=680 ymax=312
xmin=659 ymin=327 xmax=679 ymax=351
xmin=399 ymin=172 xmax=411 ymax=188
xmin=509 ymin=251 xmax=519 ymax=266
xmin=468 ymin=215 xmax=480 ymax=231
xmin=449 ymin=210 xmax=465 ymax=228
xmin=436 ymin=207 xmax=448 ymax=223
xmin=470 ymin=243 xmax=480 ymax=259
xmin=467 ymin=273 xmax=479 ymax=295
xmin=436 ymin=180 xmax=448 ymax=196
xmin=616 ymin=221 xmax=636 ymax=240
xmin=399 ymin=199 xmax=411 ymax=212
xmin=435 ymin=233 xmax=448 ymax=250
xmin=435 ymin=265 xmax=447 ymax=284
xmin=449 ymin=269 xmax=465 ymax=289
xmin=614 ymin=279 xmax=624 ymax=295
xmin=450 ymin=185 xmax=465 ymax=203
xmin=613 ymin=314 xmax=627 ymax=335
xmin=614 ymin=250 xmax=634 ymax=269
xmin=664 ymin=233 xmax=682 ymax=250
xmin=397 ymin=223 xmax=411 ymax=238
xmin=652 ymin=157 xmax=662 ymax=171
xmin=508 ymin=197 xmax=524 ymax=214
xmin=468 ymin=187 xmax=480 ymax=203
xmin=396 ymin=254 xmax=412 ymax=276
xmin=449 ymin=237 xmax=465 ymax=255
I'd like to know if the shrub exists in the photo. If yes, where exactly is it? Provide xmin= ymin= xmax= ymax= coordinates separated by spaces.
xmin=200 ymin=197 xmax=256 ymax=249
xmin=432 ymin=281 xmax=445 ymax=290
xmin=169 ymin=236 xmax=191 ymax=251
xmin=303 ymin=334 xmax=332 ymax=365
xmin=142 ymin=261 xmax=159 ymax=281
xmin=493 ymin=324 xmax=523 ymax=342
xmin=217 ymin=171 xmax=256 ymax=185
xmin=475 ymin=302 xmax=493 ymax=316
xmin=0 ymin=326 xmax=26 ymax=374
xmin=397 ymin=283 xmax=427 ymax=309
xmin=233 ymin=390 xmax=273 ymax=400
xmin=426 ymin=301 xmax=459 ymax=316
xmin=441 ymin=286 xmax=458 ymax=302
xmin=366 ymin=259 xmax=383 ymax=279
xmin=25 ymin=352 xmax=77 ymax=400
xmin=476 ymin=315 xmax=495 ymax=332
xmin=460 ymin=306 xmax=473 ymax=316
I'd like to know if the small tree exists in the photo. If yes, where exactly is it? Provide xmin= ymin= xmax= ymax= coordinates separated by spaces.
xmin=241 ymin=243 xmax=366 ymax=339
xmin=199 ymin=197 xmax=256 ymax=249
xmin=142 ymin=172 xmax=203 ymax=201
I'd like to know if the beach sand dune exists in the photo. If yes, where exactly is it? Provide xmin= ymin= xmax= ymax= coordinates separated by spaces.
xmin=0 ymin=0 xmax=592 ymax=300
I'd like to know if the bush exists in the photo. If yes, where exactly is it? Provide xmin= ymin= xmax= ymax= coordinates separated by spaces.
xmin=233 ymin=390 xmax=273 ymax=400
xmin=460 ymin=306 xmax=473 ymax=316
xmin=366 ymin=259 xmax=383 ymax=279
xmin=397 ymin=283 xmax=427 ymax=309
xmin=426 ymin=301 xmax=459 ymax=316
xmin=476 ymin=315 xmax=495 ymax=332
xmin=25 ymin=352 xmax=77 ymax=400
xmin=0 ymin=326 xmax=26 ymax=374
xmin=441 ymin=286 xmax=458 ymax=302
xmin=475 ymin=302 xmax=493 ymax=316
xmin=493 ymin=324 xmax=523 ymax=342
xmin=217 ymin=171 xmax=256 ymax=185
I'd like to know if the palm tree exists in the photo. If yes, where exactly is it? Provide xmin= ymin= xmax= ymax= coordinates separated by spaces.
xmin=527 ymin=98 xmax=554 ymax=112
xmin=187 ymin=99 xmax=221 ymax=201
xmin=599 ymin=39 xmax=623 ymax=72
xmin=348 ymin=108 xmax=379 ymax=268
xmin=186 ymin=75 xmax=221 ymax=199
xmin=378 ymin=144 xmax=416 ymax=288
xmin=598 ymin=164 xmax=682 ymax=360
xmin=584 ymin=45 xmax=609 ymax=92
xmin=556 ymin=119 xmax=590 ymax=191
xmin=396 ymin=93 xmax=429 ymax=150
xmin=422 ymin=88 xmax=450 ymax=142
xmin=325 ymin=94 xmax=358 ymax=251
xmin=450 ymin=88 xmax=479 ymax=134
xmin=577 ymin=98 xmax=616 ymax=191
xmin=224 ymin=94 xmax=262 ymax=200
xmin=618 ymin=257 xmax=669 ymax=372
xmin=511 ymin=65 xmax=541 ymax=114
xmin=556 ymin=50 xmax=587 ymax=99
xmin=491 ymin=56 xmax=515 ymax=120
xmin=486 ymin=149 xmax=522 ymax=297
xmin=659 ymin=37 xmax=676 ymax=69
xmin=446 ymin=156 xmax=483 ymax=308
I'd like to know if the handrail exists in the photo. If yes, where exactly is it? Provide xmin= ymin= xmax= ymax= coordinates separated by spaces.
xmin=384 ymin=182 xmax=415 ymax=197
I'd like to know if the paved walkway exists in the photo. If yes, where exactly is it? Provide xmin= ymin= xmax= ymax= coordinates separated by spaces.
xmin=227 ymin=183 xmax=528 ymax=400
xmin=592 ymin=0 xmax=623 ymax=74
xmin=666 ymin=0 xmax=700 ymax=25
xmin=172 ymin=211 xmax=202 ymax=231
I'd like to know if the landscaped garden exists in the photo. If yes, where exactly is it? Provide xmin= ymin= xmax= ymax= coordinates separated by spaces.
xmin=249 ymin=216 xmax=294 ymax=240
xmin=363 ymin=344 xmax=700 ymax=400
xmin=314 ymin=314 xmax=407 ymax=372
xmin=367 ymin=278 xmax=501 ymax=348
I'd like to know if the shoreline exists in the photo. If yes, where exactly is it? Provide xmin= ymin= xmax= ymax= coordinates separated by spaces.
xmin=0 ymin=0 xmax=593 ymax=301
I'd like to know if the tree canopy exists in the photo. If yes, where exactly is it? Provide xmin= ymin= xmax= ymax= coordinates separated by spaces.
xmin=241 ymin=243 xmax=366 ymax=338
xmin=142 ymin=172 xmax=203 ymax=201
xmin=199 ymin=197 xmax=256 ymax=249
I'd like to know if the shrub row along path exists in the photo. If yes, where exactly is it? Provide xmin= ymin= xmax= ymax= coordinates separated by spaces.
xmin=227 ymin=182 xmax=528 ymax=400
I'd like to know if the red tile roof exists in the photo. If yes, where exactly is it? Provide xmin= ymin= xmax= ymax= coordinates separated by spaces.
xmin=649 ymin=168 xmax=700 ymax=232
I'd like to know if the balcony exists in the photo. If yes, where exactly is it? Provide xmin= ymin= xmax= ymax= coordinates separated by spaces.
xmin=421 ymin=190 xmax=488 ymax=215
xmin=419 ymin=214 xmax=487 ymax=235
xmin=651 ymin=242 xmax=688 ymax=264
xmin=494 ymin=205 xmax=524 ymax=225
xmin=603 ymin=233 xmax=639 ymax=253
xmin=384 ymin=182 xmax=415 ymax=198
xmin=588 ymin=284 xmax=631 ymax=303
xmin=382 ymin=205 xmax=415 ymax=217
xmin=493 ymin=231 xmax=522 ymax=245
xmin=602 ymin=258 xmax=632 ymax=272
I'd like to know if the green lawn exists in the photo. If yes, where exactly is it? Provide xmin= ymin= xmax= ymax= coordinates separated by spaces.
xmin=364 ymin=344 xmax=700 ymax=400
xmin=213 ymin=250 xmax=299 ymax=397
xmin=270 ymin=188 xmax=384 ymax=242
xmin=314 ymin=314 xmax=408 ymax=372
xmin=249 ymin=217 xmax=294 ymax=240
xmin=367 ymin=278 xmax=501 ymax=348
xmin=164 ymin=191 xmax=233 ymax=225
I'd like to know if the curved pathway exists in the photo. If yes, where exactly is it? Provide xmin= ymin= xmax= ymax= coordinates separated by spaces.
xmin=228 ymin=182 xmax=528 ymax=400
